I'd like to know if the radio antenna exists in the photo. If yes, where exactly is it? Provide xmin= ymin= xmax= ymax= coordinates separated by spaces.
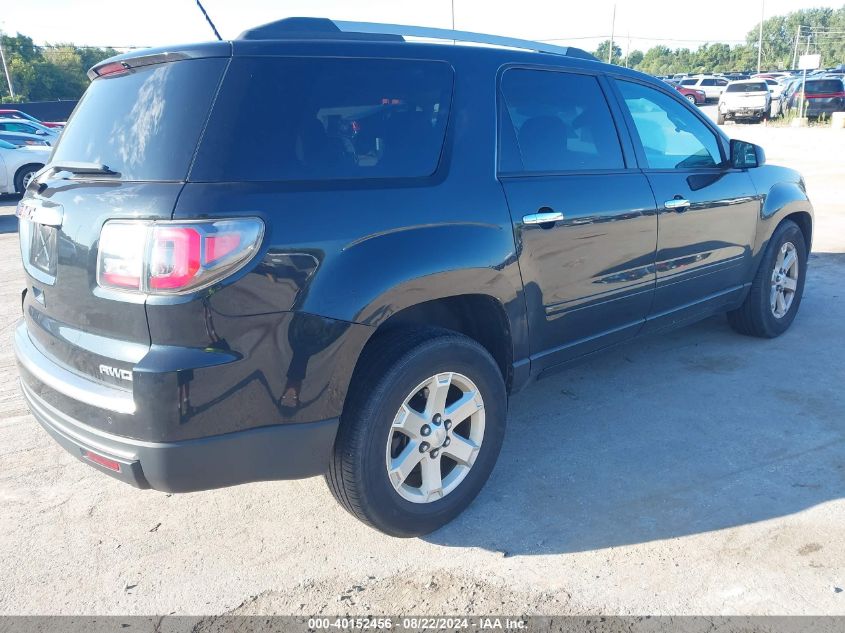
xmin=194 ymin=0 xmax=222 ymax=41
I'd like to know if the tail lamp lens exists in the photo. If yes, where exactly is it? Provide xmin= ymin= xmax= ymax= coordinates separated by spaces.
xmin=97 ymin=218 xmax=264 ymax=294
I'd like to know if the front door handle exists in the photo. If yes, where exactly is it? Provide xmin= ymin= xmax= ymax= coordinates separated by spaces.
xmin=523 ymin=211 xmax=564 ymax=225
xmin=664 ymin=198 xmax=691 ymax=211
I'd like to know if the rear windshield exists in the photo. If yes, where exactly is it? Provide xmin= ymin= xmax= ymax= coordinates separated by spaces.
xmin=51 ymin=58 xmax=227 ymax=181
xmin=806 ymin=79 xmax=844 ymax=94
xmin=191 ymin=57 xmax=453 ymax=182
xmin=726 ymin=82 xmax=768 ymax=92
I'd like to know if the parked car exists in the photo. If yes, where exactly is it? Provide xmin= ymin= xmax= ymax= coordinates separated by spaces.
xmin=0 ymin=118 xmax=58 ymax=141
xmin=0 ymin=139 xmax=49 ymax=194
xmin=674 ymin=84 xmax=706 ymax=104
xmin=717 ymin=79 xmax=772 ymax=123
xmin=0 ymin=109 xmax=66 ymax=128
xmin=786 ymin=77 xmax=845 ymax=118
xmin=0 ymin=131 xmax=52 ymax=147
xmin=678 ymin=75 xmax=729 ymax=100
xmin=13 ymin=18 xmax=814 ymax=537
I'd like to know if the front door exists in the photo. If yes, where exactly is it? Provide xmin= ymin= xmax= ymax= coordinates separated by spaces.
xmin=498 ymin=67 xmax=658 ymax=374
xmin=613 ymin=79 xmax=759 ymax=332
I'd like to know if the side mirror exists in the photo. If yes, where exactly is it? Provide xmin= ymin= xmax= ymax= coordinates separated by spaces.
xmin=730 ymin=139 xmax=766 ymax=169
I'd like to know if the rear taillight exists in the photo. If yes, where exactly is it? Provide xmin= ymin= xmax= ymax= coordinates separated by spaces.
xmin=97 ymin=218 xmax=264 ymax=294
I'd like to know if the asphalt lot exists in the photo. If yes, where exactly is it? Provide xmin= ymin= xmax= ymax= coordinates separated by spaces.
xmin=0 ymin=117 xmax=844 ymax=616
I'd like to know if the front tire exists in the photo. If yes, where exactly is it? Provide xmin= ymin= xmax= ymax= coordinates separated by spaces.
xmin=717 ymin=110 xmax=726 ymax=125
xmin=14 ymin=163 xmax=42 ymax=194
xmin=728 ymin=219 xmax=807 ymax=338
xmin=326 ymin=328 xmax=507 ymax=537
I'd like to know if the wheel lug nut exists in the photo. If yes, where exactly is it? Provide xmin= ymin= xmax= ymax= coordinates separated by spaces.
xmin=421 ymin=425 xmax=431 ymax=437
xmin=430 ymin=448 xmax=439 ymax=458
xmin=443 ymin=437 xmax=451 ymax=446
xmin=432 ymin=413 xmax=442 ymax=425
xmin=419 ymin=441 xmax=430 ymax=453
xmin=444 ymin=419 xmax=452 ymax=430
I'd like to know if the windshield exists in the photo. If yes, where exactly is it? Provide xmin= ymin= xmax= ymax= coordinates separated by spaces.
xmin=726 ymin=83 xmax=768 ymax=93
xmin=50 ymin=57 xmax=227 ymax=181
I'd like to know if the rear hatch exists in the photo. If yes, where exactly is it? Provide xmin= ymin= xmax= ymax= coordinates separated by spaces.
xmin=18 ymin=48 xmax=229 ymax=388
xmin=803 ymin=79 xmax=845 ymax=112
xmin=723 ymin=82 xmax=769 ymax=110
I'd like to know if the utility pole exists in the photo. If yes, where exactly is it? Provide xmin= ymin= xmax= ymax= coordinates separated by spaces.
xmin=0 ymin=34 xmax=14 ymax=99
xmin=624 ymin=31 xmax=631 ymax=68
xmin=792 ymin=24 xmax=802 ymax=69
xmin=608 ymin=4 xmax=616 ymax=65
xmin=757 ymin=0 xmax=764 ymax=73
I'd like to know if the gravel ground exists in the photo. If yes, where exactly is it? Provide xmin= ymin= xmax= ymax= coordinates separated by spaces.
xmin=0 ymin=119 xmax=843 ymax=617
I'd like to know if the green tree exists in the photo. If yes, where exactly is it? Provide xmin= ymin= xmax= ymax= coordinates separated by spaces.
xmin=626 ymin=49 xmax=644 ymax=68
xmin=593 ymin=39 xmax=623 ymax=65
xmin=0 ymin=32 xmax=117 ymax=102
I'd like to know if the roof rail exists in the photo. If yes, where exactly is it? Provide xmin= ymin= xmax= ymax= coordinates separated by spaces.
xmin=237 ymin=17 xmax=597 ymax=61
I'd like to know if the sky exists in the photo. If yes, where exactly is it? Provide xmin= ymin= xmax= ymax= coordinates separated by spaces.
xmin=0 ymin=0 xmax=840 ymax=53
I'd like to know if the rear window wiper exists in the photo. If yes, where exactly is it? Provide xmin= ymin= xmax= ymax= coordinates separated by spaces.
xmin=50 ymin=161 xmax=120 ymax=176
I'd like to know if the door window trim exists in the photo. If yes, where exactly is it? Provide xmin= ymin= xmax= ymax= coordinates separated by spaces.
xmin=605 ymin=75 xmax=732 ymax=172
xmin=495 ymin=63 xmax=638 ymax=179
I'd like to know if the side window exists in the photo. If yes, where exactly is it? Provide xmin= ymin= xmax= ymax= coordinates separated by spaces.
xmin=679 ymin=79 xmax=696 ymax=86
xmin=616 ymin=80 xmax=723 ymax=170
xmin=499 ymin=68 xmax=624 ymax=173
xmin=701 ymin=79 xmax=715 ymax=86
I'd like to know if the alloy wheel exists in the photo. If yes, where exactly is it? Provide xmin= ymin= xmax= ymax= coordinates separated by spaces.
xmin=770 ymin=241 xmax=799 ymax=319
xmin=385 ymin=372 xmax=485 ymax=504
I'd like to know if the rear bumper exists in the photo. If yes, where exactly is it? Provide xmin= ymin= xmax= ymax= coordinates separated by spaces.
xmin=20 ymin=378 xmax=338 ymax=492
xmin=724 ymin=106 xmax=767 ymax=118
xmin=14 ymin=320 xmax=340 ymax=491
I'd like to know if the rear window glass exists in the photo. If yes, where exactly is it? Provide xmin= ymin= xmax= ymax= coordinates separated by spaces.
xmin=191 ymin=57 xmax=453 ymax=182
xmin=726 ymin=82 xmax=768 ymax=92
xmin=806 ymin=79 xmax=844 ymax=94
xmin=51 ymin=58 xmax=227 ymax=181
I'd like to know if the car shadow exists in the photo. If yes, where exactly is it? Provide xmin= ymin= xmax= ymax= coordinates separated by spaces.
xmin=425 ymin=253 xmax=845 ymax=555
xmin=0 ymin=194 xmax=20 ymax=234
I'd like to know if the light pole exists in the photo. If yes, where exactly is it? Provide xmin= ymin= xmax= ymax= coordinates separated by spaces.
xmin=757 ymin=0 xmax=764 ymax=73
xmin=608 ymin=4 xmax=616 ymax=65
xmin=0 ymin=30 xmax=14 ymax=99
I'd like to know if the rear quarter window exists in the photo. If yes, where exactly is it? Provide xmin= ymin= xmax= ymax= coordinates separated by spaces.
xmin=191 ymin=57 xmax=454 ymax=182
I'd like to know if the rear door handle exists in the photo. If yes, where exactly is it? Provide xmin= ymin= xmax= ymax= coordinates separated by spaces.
xmin=664 ymin=198 xmax=691 ymax=211
xmin=523 ymin=211 xmax=564 ymax=225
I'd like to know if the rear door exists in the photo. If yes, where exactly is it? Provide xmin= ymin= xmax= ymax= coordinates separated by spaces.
xmin=18 ymin=56 xmax=228 ymax=387
xmin=498 ymin=67 xmax=657 ymax=373
xmin=612 ymin=79 xmax=759 ymax=332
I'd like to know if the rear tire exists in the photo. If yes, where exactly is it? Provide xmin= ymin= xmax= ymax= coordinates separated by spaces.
xmin=728 ymin=220 xmax=807 ymax=338
xmin=326 ymin=327 xmax=507 ymax=537
xmin=686 ymin=94 xmax=697 ymax=104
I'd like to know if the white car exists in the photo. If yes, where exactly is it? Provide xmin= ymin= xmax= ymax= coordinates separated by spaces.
xmin=677 ymin=75 xmax=729 ymax=100
xmin=0 ymin=139 xmax=50 ymax=194
xmin=717 ymin=79 xmax=772 ymax=124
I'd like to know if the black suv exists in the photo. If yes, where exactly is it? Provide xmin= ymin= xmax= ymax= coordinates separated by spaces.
xmin=14 ymin=18 xmax=813 ymax=537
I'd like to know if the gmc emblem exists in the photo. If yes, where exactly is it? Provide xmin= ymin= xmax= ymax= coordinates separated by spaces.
xmin=99 ymin=364 xmax=133 ymax=382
